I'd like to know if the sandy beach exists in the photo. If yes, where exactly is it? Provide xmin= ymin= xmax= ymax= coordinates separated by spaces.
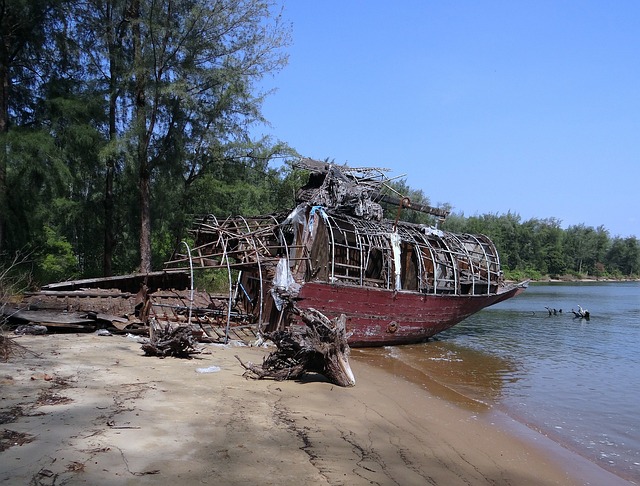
xmin=0 ymin=333 xmax=631 ymax=485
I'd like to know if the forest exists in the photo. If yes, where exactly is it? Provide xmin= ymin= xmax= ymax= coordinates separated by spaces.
xmin=1 ymin=0 xmax=638 ymax=290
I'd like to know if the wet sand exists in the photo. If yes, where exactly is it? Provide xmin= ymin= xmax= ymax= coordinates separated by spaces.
xmin=0 ymin=334 xmax=631 ymax=485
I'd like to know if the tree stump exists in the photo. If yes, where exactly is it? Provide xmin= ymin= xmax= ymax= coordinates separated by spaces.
xmin=141 ymin=324 xmax=199 ymax=358
xmin=236 ymin=306 xmax=356 ymax=387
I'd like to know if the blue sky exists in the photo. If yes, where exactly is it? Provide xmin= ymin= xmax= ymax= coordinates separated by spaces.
xmin=257 ymin=1 xmax=639 ymax=238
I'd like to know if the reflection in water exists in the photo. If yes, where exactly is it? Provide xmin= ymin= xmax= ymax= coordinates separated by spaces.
xmin=352 ymin=340 xmax=519 ymax=411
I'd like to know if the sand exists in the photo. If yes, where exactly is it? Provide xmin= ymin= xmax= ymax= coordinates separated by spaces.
xmin=0 ymin=333 xmax=631 ymax=485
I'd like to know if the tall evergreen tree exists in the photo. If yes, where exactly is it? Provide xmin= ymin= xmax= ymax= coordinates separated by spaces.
xmin=72 ymin=0 xmax=132 ymax=275
xmin=0 ymin=0 xmax=60 ymax=254
xmin=74 ymin=0 xmax=290 ymax=273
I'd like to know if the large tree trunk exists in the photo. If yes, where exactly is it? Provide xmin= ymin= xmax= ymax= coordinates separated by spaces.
xmin=139 ymin=169 xmax=152 ymax=273
xmin=103 ymin=157 xmax=115 ymax=276
xmin=103 ymin=0 xmax=118 ymax=277
xmin=103 ymin=81 xmax=117 ymax=277
xmin=131 ymin=0 xmax=152 ymax=274
xmin=0 ymin=62 xmax=8 ymax=254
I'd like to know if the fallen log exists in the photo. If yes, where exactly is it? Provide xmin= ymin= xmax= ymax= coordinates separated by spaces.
xmin=236 ymin=306 xmax=356 ymax=387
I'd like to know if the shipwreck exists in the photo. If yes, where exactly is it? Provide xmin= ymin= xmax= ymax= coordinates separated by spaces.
xmin=161 ymin=158 xmax=528 ymax=347
xmin=4 ymin=159 xmax=527 ymax=350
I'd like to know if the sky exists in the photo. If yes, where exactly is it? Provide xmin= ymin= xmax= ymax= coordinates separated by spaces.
xmin=256 ymin=1 xmax=640 ymax=238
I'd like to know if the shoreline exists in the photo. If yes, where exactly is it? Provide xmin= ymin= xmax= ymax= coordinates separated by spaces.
xmin=1 ymin=334 xmax=632 ymax=485
xmin=353 ymin=347 xmax=636 ymax=485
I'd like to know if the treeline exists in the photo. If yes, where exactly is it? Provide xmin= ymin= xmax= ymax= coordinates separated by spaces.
xmin=441 ymin=213 xmax=639 ymax=280
xmin=1 ymin=1 xmax=637 ymax=287
xmin=383 ymin=183 xmax=639 ymax=280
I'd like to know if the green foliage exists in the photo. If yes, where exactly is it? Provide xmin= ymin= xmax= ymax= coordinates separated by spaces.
xmin=504 ymin=268 xmax=543 ymax=282
xmin=606 ymin=236 xmax=640 ymax=276
xmin=36 ymin=226 xmax=78 ymax=284
xmin=193 ymin=268 xmax=238 ymax=294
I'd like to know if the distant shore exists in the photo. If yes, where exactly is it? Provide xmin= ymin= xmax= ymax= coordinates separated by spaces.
xmin=511 ymin=275 xmax=640 ymax=283
xmin=1 ymin=334 xmax=631 ymax=485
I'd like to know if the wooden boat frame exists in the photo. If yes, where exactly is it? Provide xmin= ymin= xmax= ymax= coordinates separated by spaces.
xmin=164 ymin=200 xmax=525 ymax=346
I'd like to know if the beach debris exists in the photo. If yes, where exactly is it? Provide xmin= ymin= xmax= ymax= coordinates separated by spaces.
xmin=236 ymin=306 xmax=356 ymax=387
xmin=3 ymin=272 xmax=261 ymax=344
xmin=141 ymin=324 xmax=200 ymax=358
xmin=196 ymin=365 xmax=221 ymax=373
xmin=36 ymin=390 xmax=73 ymax=406
xmin=126 ymin=333 xmax=149 ymax=343
xmin=1 ymin=332 xmax=41 ymax=361
xmin=571 ymin=305 xmax=590 ymax=320
xmin=14 ymin=324 xmax=48 ymax=335
xmin=66 ymin=461 xmax=86 ymax=473
xmin=0 ymin=429 xmax=35 ymax=452
xmin=106 ymin=421 xmax=141 ymax=429
xmin=0 ymin=406 xmax=22 ymax=424
xmin=544 ymin=307 xmax=562 ymax=316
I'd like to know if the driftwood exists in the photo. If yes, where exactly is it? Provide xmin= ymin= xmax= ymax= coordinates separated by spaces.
xmin=236 ymin=307 xmax=356 ymax=387
xmin=544 ymin=306 xmax=562 ymax=316
xmin=141 ymin=324 xmax=199 ymax=358
xmin=571 ymin=305 xmax=590 ymax=320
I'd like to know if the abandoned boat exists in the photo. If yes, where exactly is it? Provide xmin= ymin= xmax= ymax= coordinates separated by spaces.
xmin=164 ymin=159 xmax=528 ymax=347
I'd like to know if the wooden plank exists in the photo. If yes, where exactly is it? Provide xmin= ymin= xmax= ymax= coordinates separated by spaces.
xmin=39 ymin=322 xmax=96 ymax=329
xmin=96 ymin=313 xmax=128 ymax=324
xmin=10 ymin=310 xmax=95 ymax=326
xmin=25 ymin=290 xmax=132 ymax=298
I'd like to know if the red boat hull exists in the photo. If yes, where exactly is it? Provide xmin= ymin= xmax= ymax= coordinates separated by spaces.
xmin=296 ymin=281 xmax=527 ymax=347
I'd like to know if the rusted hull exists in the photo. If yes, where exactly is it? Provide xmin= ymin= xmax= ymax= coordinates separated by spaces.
xmin=296 ymin=281 xmax=527 ymax=347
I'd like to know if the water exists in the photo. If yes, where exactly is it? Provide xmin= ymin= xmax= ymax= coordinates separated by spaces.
xmin=354 ymin=282 xmax=640 ymax=482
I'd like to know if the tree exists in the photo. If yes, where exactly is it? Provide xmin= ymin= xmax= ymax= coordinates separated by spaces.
xmin=0 ymin=0 xmax=292 ymax=282
xmin=536 ymin=218 xmax=566 ymax=275
xmin=562 ymin=224 xmax=608 ymax=275
xmin=0 ymin=0 xmax=61 ymax=254
xmin=606 ymin=236 xmax=640 ymax=276
xmin=72 ymin=0 xmax=132 ymax=276
xmin=152 ymin=140 xmax=296 ymax=269
xmin=483 ymin=212 xmax=521 ymax=271
xmin=74 ymin=0 xmax=290 ymax=273
xmin=135 ymin=0 xmax=290 ymax=273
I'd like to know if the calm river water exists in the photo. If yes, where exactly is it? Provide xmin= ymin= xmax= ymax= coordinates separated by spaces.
xmin=354 ymin=282 xmax=640 ymax=482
